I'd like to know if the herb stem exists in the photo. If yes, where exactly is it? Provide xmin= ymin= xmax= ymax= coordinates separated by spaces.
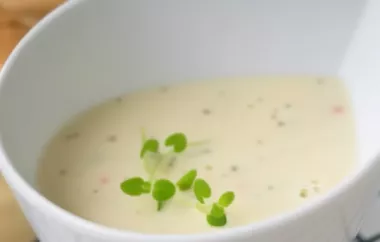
xmin=196 ymin=202 xmax=211 ymax=214
xmin=157 ymin=201 xmax=164 ymax=211
xmin=140 ymin=128 xmax=147 ymax=143
xmin=145 ymin=151 xmax=177 ymax=181
xmin=188 ymin=139 xmax=210 ymax=147
xmin=142 ymin=155 xmax=161 ymax=181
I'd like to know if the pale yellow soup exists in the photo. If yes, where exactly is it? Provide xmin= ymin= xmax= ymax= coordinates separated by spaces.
xmin=37 ymin=76 xmax=356 ymax=234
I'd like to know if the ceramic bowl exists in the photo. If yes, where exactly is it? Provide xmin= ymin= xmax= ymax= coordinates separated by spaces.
xmin=1 ymin=1 xmax=380 ymax=241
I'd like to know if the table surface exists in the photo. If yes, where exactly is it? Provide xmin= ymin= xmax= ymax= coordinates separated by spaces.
xmin=0 ymin=16 xmax=34 ymax=242
xmin=0 ymin=9 xmax=35 ymax=242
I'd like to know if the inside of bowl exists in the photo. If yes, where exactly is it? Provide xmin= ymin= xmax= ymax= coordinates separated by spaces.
xmin=339 ymin=0 xmax=380 ymax=170
xmin=0 ymin=0 xmax=376 ymax=189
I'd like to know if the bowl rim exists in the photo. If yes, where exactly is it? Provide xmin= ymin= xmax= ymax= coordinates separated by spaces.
xmin=0 ymin=0 xmax=377 ymax=240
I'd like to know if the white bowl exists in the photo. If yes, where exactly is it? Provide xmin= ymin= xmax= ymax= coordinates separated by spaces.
xmin=1 ymin=0 xmax=380 ymax=241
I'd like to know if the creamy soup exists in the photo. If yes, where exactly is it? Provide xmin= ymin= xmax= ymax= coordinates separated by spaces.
xmin=37 ymin=76 xmax=356 ymax=234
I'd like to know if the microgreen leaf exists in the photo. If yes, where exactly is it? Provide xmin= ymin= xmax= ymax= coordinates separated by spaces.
xmin=218 ymin=191 xmax=235 ymax=208
xmin=193 ymin=178 xmax=211 ymax=204
xmin=177 ymin=169 xmax=197 ymax=191
xmin=120 ymin=177 xmax=145 ymax=196
xmin=140 ymin=139 xmax=159 ymax=158
xmin=210 ymin=203 xmax=225 ymax=218
xmin=207 ymin=213 xmax=227 ymax=227
xmin=165 ymin=133 xmax=187 ymax=153
xmin=121 ymin=130 xmax=234 ymax=227
xmin=152 ymin=179 xmax=176 ymax=202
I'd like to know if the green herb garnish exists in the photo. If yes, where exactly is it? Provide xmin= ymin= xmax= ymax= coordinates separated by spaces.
xmin=140 ymin=139 xmax=159 ymax=158
xmin=176 ymin=169 xmax=197 ymax=191
xmin=218 ymin=191 xmax=235 ymax=207
xmin=194 ymin=190 xmax=235 ymax=227
xmin=210 ymin=203 xmax=225 ymax=218
xmin=120 ymin=131 xmax=235 ymax=227
xmin=152 ymin=179 xmax=176 ymax=211
xmin=207 ymin=213 xmax=227 ymax=227
xmin=120 ymin=177 xmax=151 ymax=196
xmin=207 ymin=202 xmax=228 ymax=226
xmin=165 ymin=132 xmax=187 ymax=153
xmin=193 ymin=178 xmax=211 ymax=204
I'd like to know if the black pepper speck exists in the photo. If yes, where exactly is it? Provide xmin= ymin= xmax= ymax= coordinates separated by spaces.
xmin=277 ymin=121 xmax=286 ymax=127
xmin=167 ymin=156 xmax=177 ymax=167
xmin=107 ymin=135 xmax=118 ymax=142
xmin=201 ymin=149 xmax=212 ymax=154
xmin=230 ymin=165 xmax=239 ymax=172
xmin=59 ymin=169 xmax=67 ymax=176
xmin=205 ymin=165 xmax=213 ymax=171
xmin=247 ymin=104 xmax=255 ymax=109
xmin=271 ymin=109 xmax=278 ymax=120
xmin=159 ymin=86 xmax=169 ymax=93
xmin=65 ymin=132 xmax=80 ymax=141
xmin=202 ymin=108 xmax=212 ymax=115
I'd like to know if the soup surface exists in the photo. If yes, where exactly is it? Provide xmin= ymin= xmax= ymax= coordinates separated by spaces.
xmin=37 ymin=76 xmax=356 ymax=234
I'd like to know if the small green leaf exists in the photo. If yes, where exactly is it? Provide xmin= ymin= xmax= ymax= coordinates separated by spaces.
xmin=120 ymin=177 xmax=145 ymax=196
xmin=176 ymin=169 xmax=197 ymax=191
xmin=165 ymin=133 xmax=187 ymax=153
xmin=140 ymin=139 xmax=159 ymax=158
xmin=152 ymin=179 xmax=176 ymax=202
xmin=207 ymin=214 xmax=227 ymax=227
xmin=218 ymin=191 xmax=235 ymax=207
xmin=210 ymin=203 xmax=225 ymax=218
xmin=193 ymin=178 xmax=211 ymax=204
